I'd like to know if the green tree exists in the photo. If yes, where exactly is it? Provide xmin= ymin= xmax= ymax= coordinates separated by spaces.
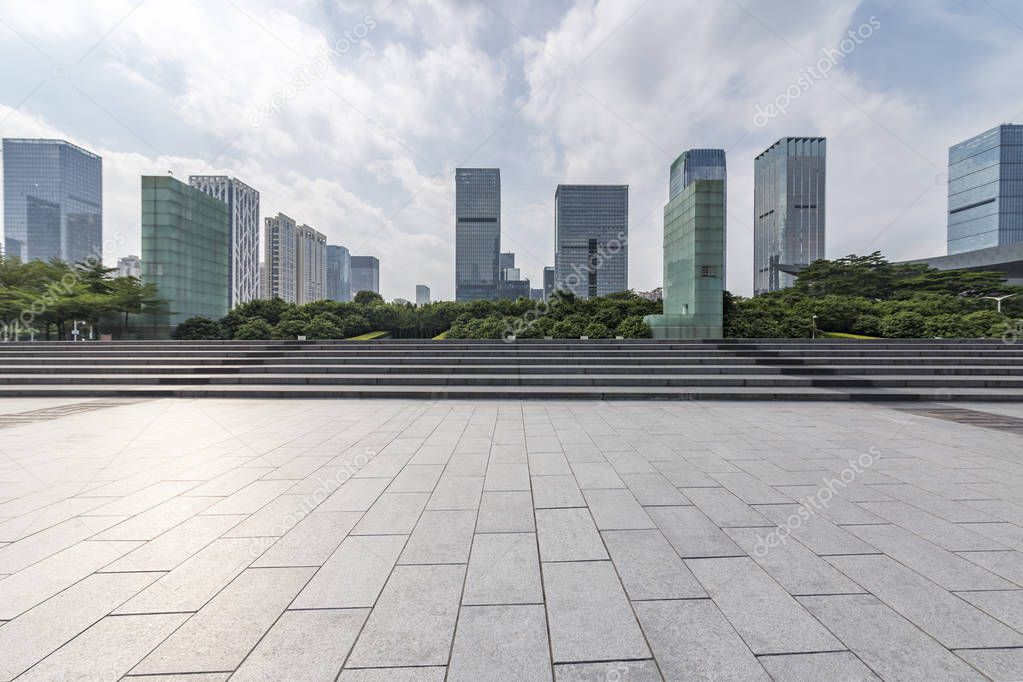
xmin=234 ymin=318 xmax=273 ymax=339
xmin=353 ymin=290 xmax=384 ymax=306
xmin=174 ymin=317 xmax=227 ymax=340
xmin=616 ymin=316 xmax=652 ymax=338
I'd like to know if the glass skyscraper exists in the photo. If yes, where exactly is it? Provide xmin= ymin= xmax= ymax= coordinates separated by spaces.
xmin=947 ymin=124 xmax=1023 ymax=255
xmin=3 ymin=138 xmax=102 ymax=264
xmin=455 ymin=168 xmax=501 ymax=301
xmin=189 ymin=175 xmax=260 ymax=308
xmin=554 ymin=184 xmax=629 ymax=299
xmin=753 ymin=137 xmax=826 ymax=296
xmin=327 ymin=245 xmax=352 ymax=302
xmin=669 ymin=148 xmax=726 ymax=200
xmin=141 ymin=176 xmax=229 ymax=330
xmin=351 ymin=255 xmax=379 ymax=294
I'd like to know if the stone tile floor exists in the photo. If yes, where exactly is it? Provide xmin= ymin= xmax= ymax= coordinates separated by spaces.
xmin=1 ymin=398 xmax=1023 ymax=680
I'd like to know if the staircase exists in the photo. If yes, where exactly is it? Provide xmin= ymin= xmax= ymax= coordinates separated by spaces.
xmin=0 ymin=338 xmax=1019 ymax=400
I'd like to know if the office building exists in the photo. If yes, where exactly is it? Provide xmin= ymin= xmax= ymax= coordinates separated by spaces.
xmin=351 ymin=255 xmax=379 ymax=294
xmin=140 ymin=176 xmax=228 ymax=330
xmin=499 ymin=252 xmax=515 ymax=273
xmin=529 ymin=288 xmax=544 ymax=301
xmin=554 ymin=184 xmax=629 ymax=299
xmin=327 ymin=245 xmax=352 ymax=302
xmin=645 ymin=178 xmax=726 ymax=339
xmin=543 ymin=266 xmax=555 ymax=300
xmin=753 ymin=137 xmax=826 ymax=295
xmin=3 ymin=138 xmax=102 ymax=263
xmin=455 ymin=168 xmax=501 ymax=301
xmin=416 ymin=284 xmax=430 ymax=305
xmin=296 ymin=224 xmax=326 ymax=304
xmin=947 ymin=124 xmax=1023 ymax=255
xmin=258 ymin=262 xmax=267 ymax=299
xmin=189 ymin=175 xmax=260 ymax=307
xmin=670 ymin=148 xmax=727 ymax=200
xmin=264 ymin=213 xmax=297 ymax=302
xmin=117 ymin=255 xmax=141 ymax=279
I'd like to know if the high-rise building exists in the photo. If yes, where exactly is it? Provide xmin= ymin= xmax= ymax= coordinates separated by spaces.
xmin=416 ymin=284 xmax=430 ymax=305
xmin=554 ymin=184 xmax=629 ymax=299
xmin=670 ymin=148 xmax=727 ymax=200
xmin=543 ymin=266 xmax=555 ymax=300
xmin=117 ymin=255 xmax=141 ymax=278
xmin=645 ymin=177 xmax=726 ymax=339
xmin=140 ymin=176 xmax=228 ymax=330
xmin=258 ymin=262 xmax=267 ymax=299
xmin=296 ymin=224 xmax=326 ymax=304
xmin=351 ymin=255 xmax=379 ymax=295
xmin=188 ymin=175 xmax=260 ymax=308
xmin=499 ymin=252 xmax=515 ymax=274
xmin=2 ymin=138 xmax=102 ymax=263
xmin=753 ymin=137 xmax=826 ymax=295
xmin=529 ymin=288 xmax=544 ymax=301
xmin=327 ymin=245 xmax=352 ymax=302
xmin=455 ymin=168 xmax=501 ymax=301
xmin=947 ymin=124 xmax=1023 ymax=255
xmin=264 ymin=213 xmax=297 ymax=302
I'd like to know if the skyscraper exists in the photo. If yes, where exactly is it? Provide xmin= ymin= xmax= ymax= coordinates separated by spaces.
xmin=327 ymin=245 xmax=352 ymax=302
xmin=543 ymin=266 xmax=555 ymax=300
xmin=416 ymin=284 xmax=430 ymax=305
xmin=554 ymin=184 xmax=629 ymax=299
xmin=351 ymin=255 xmax=379 ymax=295
xmin=117 ymin=255 xmax=141 ymax=278
xmin=455 ymin=168 xmax=501 ymax=301
xmin=3 ymin=138 xmax=102 ymax=263
xmin=189 ymin=175 xmax=260 ymax=308
xmin=265 ymin=213 xmax=297 ymax=302
xmin=296 ymin=224 xmax=326 ymax=304
xmin=670 ymin=148 xmax=727 ymax=200
xmin=947 ymin=124 xmax=1023 ymax=255
xmin=645 ymin=165 xmax=726 ymax=339
xmin=753 ymin=137 xmax=826 ymax=296
xmin=141 ymin=176 xmax=228 ymax=331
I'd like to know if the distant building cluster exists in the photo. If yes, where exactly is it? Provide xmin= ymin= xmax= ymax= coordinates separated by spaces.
xmin=2 ymin=122 xmax=1022 ymax=337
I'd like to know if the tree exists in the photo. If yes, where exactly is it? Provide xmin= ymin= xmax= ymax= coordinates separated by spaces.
xmin=353 ymin=290 xmax=384 ymax=306
xmin=581 ymin=322 xmax=611 ymax=339
xmin=234 ymin=318 xmax=273 ymax=339
xmin=174 ymin=317 xmax=227 ymax=340
xmin=616 ymin=316 xmax=651 ymax=338
xmin=305 ymin=314 xmax=343 ymax=339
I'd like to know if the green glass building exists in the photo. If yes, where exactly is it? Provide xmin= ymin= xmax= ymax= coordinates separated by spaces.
xmin=645 ymin=177 xmax=726 ymax=339
xmin=141 ymin=176 xmax=229 ymax=333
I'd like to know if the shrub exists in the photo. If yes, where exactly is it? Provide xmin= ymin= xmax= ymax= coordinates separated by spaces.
xmin=173 ymin=317 xmax=226 ymax=340
xmin=616 ymin=315 xmax=652 ymax=338
xmin=879 ymin=311 xmax=926 ymax=338
xmin=272 ymin=319 xmax=308 ymax=340
xmin=233 ymin=319 xmax=273 ymax=340
xmin=581 ymin=322 xmax=611 ymax=339
xmin=305 ymin=314 xmax=343 ymax=339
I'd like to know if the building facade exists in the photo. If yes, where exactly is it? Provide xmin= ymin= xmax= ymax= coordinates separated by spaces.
xmin=416 ymin=284 xmax=430 ymax=305
xmin=669 ymin=148 xmax=727 ymax=200
xmin=296 ymin=224 xmax=326 ymax=304
xmin=753 ymin=137 xmax=826 ymax=296
xmin=326 ymin=245 xmax=352 ymax=302
xmin=543 ymin=266 xmax=555 ymax=300
xmin=140 ymin=176 xmax=229 ymax=330
xmin=2 ymin=138 xmax=102 ymax=264
xmin=455 ymin=168 xmax=501 ymax=301
xmin=554 ymin=184 xmax=629 ymax=299
xmin=264 ymin=213 xmax=297 ymax=303
xmin=947 ymin=124 xmax=1023 ymax=255
xmin=645 ymin=179 xmax=726 ymax=339
xmin=188 ymin=175 xmax=260 ymax=308
xmin=117 ymin=255 xmax=141 ymax=278
xmin=351 ymin=255 xmax=379 ymax=295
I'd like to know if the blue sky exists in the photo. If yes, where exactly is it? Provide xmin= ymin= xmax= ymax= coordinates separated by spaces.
xmin=0 ymin=0 xmax=1020 ymax=299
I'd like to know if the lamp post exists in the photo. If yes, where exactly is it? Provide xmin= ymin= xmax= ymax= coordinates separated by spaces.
xmin=811 ymin=314 xmax=818 ymax=340
xmin=982 ymin=294 xmax=1016 ymax=313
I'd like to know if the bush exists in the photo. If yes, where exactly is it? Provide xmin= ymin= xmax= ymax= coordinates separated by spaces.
xmin=550 ymin=318 xmax=584 ymax=339
xmin=272 ymin=319 xmax=308 ymax=340
xmin=233 ymin=319 xmax=273 ymax=340
xmin=923 ymin=314 xmax=967 ymax=338
xmin=174 ymin=317 xmax=226 ymax=340
xmin=339 ymin=313 xmax=372 ymax=338
xmin=879 ymin=311 xmax=926 ymax=338
xmin=353 ymin=291 xmax=384 ymax=306
xmin=851 ymin=314 xmax=882 ymax=337
xmin=961 ymin=310 xmax=1009 ymax=338
xmin=616 ymin=316 xmax=652 ymax=338
xmin=581 ymin=322 xmax=611 ymax=339
xmin=305 ymin=314 xmax=343 ymax=339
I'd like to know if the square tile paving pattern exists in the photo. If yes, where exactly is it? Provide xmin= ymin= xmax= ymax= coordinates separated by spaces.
xmin=2 ymin=397 xmax=1023 ymax=679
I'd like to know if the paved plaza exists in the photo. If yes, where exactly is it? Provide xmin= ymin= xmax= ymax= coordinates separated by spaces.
xmin=2 ymin=398 xmax=1023 ymax=679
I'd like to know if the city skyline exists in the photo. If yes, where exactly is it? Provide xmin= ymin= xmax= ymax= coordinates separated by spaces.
xmin=0 ymin=2 xmax=1020 ymax=300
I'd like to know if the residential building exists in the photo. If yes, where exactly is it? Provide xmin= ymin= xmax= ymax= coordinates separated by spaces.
xmin=645 ymin=179 xmax=726 ymax=339
xmin=455 ymin=168 xmax=501 ymax=301
xmin=416 ymin=284 xmax=430 ymax=305
xmin=117 ymin=255 xmax=141 ymax=278
xmin=2 ymin=138 xmax=102 ymax=263
xmin=327 ymin=245 xmax=352 ymax=302
xmin=140 ymin=176 xmax=228 ymax=331
xmin=188 ymin=175 xmax=260 ymax=307
xmin=554 ymin=184 xmax=629 ymax=299
xmin=296 ymin=224 xmax=326 ymax=304
xmin=264 ymin=213 xmax=297 ymax=302
xmin=258 ymin=262 xmax=267 ymax=299
xmin=753 ymin=137 xmax=826 ymax=295
xmin=351 ymin=255 xmax=379 ymax=295
xmin=947 ymin=124 xmax=1023 ymax=255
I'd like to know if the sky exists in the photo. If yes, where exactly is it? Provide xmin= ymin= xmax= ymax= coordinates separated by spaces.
xmin=0 ymin=0 xmax=1021 ymax=300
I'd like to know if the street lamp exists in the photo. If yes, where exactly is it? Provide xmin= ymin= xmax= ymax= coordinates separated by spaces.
xmin=982 ymin=294 xmax=1016 ymax=313
xmin=811 ymin=314 xmax=819 ymax=340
